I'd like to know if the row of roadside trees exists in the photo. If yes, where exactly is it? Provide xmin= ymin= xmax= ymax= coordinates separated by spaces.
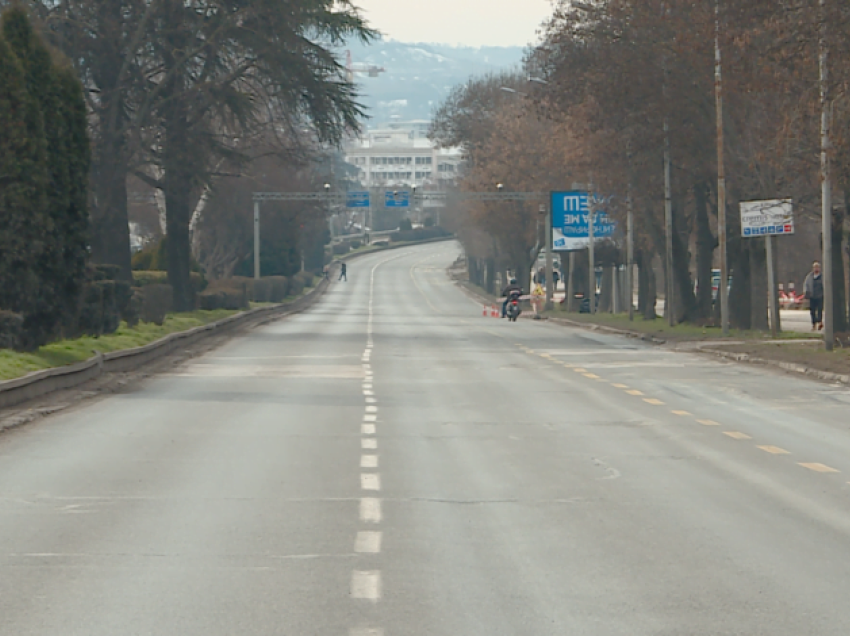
xmin=432 ymin=0 xmax=850 ymax=338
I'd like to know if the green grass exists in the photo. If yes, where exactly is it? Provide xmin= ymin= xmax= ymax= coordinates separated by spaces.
xmin=0 ymin=309 xmax=239 ymax=382
xmin=543 ymin=309 xmax=814 ymax=341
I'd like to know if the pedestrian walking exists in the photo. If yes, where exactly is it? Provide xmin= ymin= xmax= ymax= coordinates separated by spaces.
xmin=804 ymin=261 xmax=824 ymax=330
xmin=339 ymin=262 xmax=347 ymax=282
xmin=531 ymin=282 xmax=545 ymax=319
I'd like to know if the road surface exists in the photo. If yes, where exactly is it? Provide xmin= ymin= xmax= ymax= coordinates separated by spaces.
xmin=2 ymin=242 xmax=850 ymax=635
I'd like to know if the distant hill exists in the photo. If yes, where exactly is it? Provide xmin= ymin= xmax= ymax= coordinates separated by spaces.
xmin=341 ymin=39 xmax=525 ymax=125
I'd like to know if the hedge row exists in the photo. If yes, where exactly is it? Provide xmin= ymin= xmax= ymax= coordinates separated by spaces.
xmin=197 ymin=272 xmax=316 ymax=310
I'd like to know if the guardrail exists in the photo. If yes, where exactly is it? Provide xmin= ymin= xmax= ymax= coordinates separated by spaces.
xmin=0 ymin=236 xmax=456 ymax=412
xmin=0 ymin=277 xmax=330 ymax=411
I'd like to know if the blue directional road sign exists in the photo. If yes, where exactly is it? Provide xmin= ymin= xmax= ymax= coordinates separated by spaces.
xmin=384 ymin=190 xmax=410 ymax=208
xmin=346 ymin=191 xmax=370 ymax=208
xmin=550 ymin=191 xmax=617 ymax=251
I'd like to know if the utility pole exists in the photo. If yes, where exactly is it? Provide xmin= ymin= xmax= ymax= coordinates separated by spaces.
xmin=663 ymin=120 xmax=674 ymax=326
xmin=542 ymin=204 xmax=554 ymax=309
xmin=253 ymin=200 xmax=261 ymax=280
xmin=820 ymin=0 xmax=834 ymax=351
xmin=715 ymin=0 xmax=730 ymax=336
xmin=588 ymin=184 xmax=596 ymax=314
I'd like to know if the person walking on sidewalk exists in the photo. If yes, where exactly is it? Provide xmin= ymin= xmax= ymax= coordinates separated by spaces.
xmin=804 ymin=261 xmax=824 ymax=330
xmin=339 ymin=262 xmax=347 ymax=282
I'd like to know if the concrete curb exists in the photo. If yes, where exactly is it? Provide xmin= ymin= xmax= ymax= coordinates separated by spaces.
xmin=0 ymin=278 xmax=330 ymax=412
xmin=453 ymin=278 xmax=849 ymax=386
xmin=0 ymin=238 xmax=456 ymax=416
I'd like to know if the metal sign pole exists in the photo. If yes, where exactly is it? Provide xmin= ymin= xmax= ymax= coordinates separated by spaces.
xmin=588 ymin=187 xmax=596 ymax=314
xmin=253 ymin=200 xmax=261 ymax=280
xmin=766 ymin=235 xmax=779 ymax=338
xmin=544 ymin=204 xmax=554 ymax=309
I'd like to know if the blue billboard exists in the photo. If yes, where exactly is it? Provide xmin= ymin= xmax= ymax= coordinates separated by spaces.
xmin=550 ymin=191 xmax=617 ymax=251
xmin=384 ymin=191 xmax=410 ymax=208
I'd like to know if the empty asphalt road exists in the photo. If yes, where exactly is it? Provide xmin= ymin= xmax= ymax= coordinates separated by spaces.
xmin=3 ymin=242 xmax=850 ymax=635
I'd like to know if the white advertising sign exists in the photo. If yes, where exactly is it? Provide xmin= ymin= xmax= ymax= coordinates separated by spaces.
xmin=740 ymin=199 xmax=794 ymax=237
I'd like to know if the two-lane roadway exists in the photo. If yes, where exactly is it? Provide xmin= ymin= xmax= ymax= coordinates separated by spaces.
xmin=2 ymin=242 xmax=850 ymax=635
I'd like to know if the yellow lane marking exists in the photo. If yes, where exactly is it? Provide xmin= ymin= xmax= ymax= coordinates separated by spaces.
xmin=627 ymin=389 xmax=644 ymax=396
xmin=671 ymin=410 xmax=692 ymax=416
xmin=698 ymin=419 xmax=720 ymax=426
xmin=583 ymin=373 xmax=601 ymax=379
xmin=573 ymin=368 xmax=587 ymax=373
xmin=798 ymin=462 xmax=840 ymax=474
xmin=758 ymin=445 xmax=790 ymax=455
xmin=643 ymin=398 xmax=665 ymax=406
xmin=539 ymin=354 xmax=552 ymax=359
xmin=612 ymin=383 xmax=629 ymax=389
xmin=723 ymin=431 xmax=752 ymax=440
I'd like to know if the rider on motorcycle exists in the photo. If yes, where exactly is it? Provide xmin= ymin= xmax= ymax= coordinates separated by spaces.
xmin=501 ymin=278 xmax=523 ymax=318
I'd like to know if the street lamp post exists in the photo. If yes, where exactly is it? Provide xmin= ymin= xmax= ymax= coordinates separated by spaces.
xmin=715 ymin=0 xmax=730 ymax=336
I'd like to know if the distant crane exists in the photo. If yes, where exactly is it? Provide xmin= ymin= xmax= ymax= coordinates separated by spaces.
xmin=345 ymin=50 xmax=386 ymax=82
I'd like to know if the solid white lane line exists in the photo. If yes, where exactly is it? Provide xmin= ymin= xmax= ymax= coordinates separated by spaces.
xmin=363 ymin=414 xmax=377 ymax=422
xmin=366 ymin=406 xmax=378 ymax=413
xmin=361 ymin=473 xmax=381 ymax=491
xmin=354 ymin=531 xmax=382 ymax=553
xmin=362 ymin=438 xmax=377 ymax=450
xmin=361 ymin=455 xmax=378 ymax=468
xmin=361 ymin=424 xmax=376 ymax=434
xmin=359 ymin=498 xmax=382 ymax=523
xmin=350 ymin=570 xmax=381 ymax=600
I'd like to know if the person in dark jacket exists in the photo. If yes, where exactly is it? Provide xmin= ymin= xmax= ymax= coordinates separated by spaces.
xmin=339 ymin=262 xmax=347 ymax=282
xmin=501 ymin=279 xmax=523 ymax=318
xmin=804 ymin=261 xmax=824 ymax=330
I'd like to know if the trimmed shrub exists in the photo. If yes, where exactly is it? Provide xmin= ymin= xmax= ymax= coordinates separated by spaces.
xmin=125 ymin=289 xmax=142 ymax=327
xmin=0 ymin=311 xmax=24 ymax=349
xmin=350 ymin=239 xmax=362 ymax=249
xmin=332 ymin=241 xmax=351 ymax=255
xmin=97 ymin=280 xmax=120 ymax=334
xmin=294 ymin=271 xmax=314 ymax=289
xmin=205 ymin=278 xmax=250 ymax=309
xmin=398 ymin=217 xmax=413 ymax=231
xmin=77 ymin=283 xmax=103 ymax=336
xmin=139 ymin=284 xmax=173 ymax=325
xmin=252 ymin=279 xmax=273 ymax=303
xmin=372 ymin=240 xmax=389 ymax=247
xmin=134 ymin=270 xmax=206 ymax=296
xmin=266 ymin=276 xmax=289 ymax=302
xmin=289 ymin=276 xmax=305 ymax=297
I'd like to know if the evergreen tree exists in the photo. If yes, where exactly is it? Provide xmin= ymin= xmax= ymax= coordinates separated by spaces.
xmin=0 ymin=24 xmax=51 ymax=349
xmin=2 ymin=7 xmax=89 ymax=343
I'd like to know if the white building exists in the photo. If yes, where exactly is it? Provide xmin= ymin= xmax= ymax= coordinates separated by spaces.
xmin=343 ymin=120 xmax=462 ymax=187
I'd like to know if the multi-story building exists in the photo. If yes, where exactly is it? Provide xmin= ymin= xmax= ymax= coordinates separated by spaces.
xmin=343 ymin=119 xmax=462 ymax=188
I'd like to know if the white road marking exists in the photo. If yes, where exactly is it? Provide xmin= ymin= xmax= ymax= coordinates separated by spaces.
xmin=354 ymin=531 xmax=382 ymax=553
xmin=361 ymin=473 xmax=381 ymax=491
xmin=361 ymin=455 xmax=379 ymax=468
xmin=350 ymin=570 xmax=381 ymax=600
xmin=366 ymin=406 xmax=378 ymax=413
xmin=350 ymin=629 xmax=383 ymax=636
xmin=361 ymin=424 xmax=376 ymax=435
xmin=363 ymin=389 xmax=374 ymax=395
xmin=360 ymin=498 xmax=382 ymax=523
xmin=365 ymin=397 xmax=377 ymax=403
xmin=362 ymin=439 xmax=377 ymax=450
xmin=363 ymin=384 xmax=373 ymax=389
xmin=363 ymin=414 xmax=377 ymax=422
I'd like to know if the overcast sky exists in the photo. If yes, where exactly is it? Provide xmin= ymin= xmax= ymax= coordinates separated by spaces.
xmin=355 ymin=0 xmax=555 ymax=47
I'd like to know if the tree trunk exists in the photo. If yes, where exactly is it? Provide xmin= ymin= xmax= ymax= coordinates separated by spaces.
xmin=729 ymin=239 xmax=751 ymax=330
xmin=750 ymin=238 xmax=768 ymax=331
xmin=162 ymin=105 xmax=195 ymax=312
xmin=832 ymin=202 xmax=847 ymax=333
xmin=671 ymin=205 xmax=697 ymax=323
xmin=485 ymin=257 xmax=496 ymax=295
xmin=639 ymin=251 xmax=657 ymax=320
xmin=694 ymin=182 xmax=715 ymax=321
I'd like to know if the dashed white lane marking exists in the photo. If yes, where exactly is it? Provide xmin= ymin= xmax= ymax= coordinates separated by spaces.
xmin=351 ymin=570 xmax=381 ymax=600
xmin=363 ymin=383 xmax=373 ymax=389
xmin=361 ymin=455 xmax=379 ymax=468
xmin=366 ymin=406 xmax=378 ymax=413
xmin=360 ymin=498 xmax=382 ymax=523
xmin=350 ymin=629 xmax=383 ymax=636
xmin=354 ymin=531 xmax=382 ymax=553
xmin=361 ymin=474 xmax=381 ymax=491
xmin=361 ymin=424 xmax=376 ymax=435
xmin=363 ymin=389 xmax=374 ymax=395
xmin=362 ymin=438 xmax=378 ymax=450
xmin=363 ymin=414 xmax=377 ymax=422
xmin=365 ymin=397 xmax=377 ymax=404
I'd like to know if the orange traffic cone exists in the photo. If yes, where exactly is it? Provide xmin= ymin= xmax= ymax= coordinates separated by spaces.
xmin=483 ymin=305 xmax=488 ymax=317
xmin=491 ymin=304 xmax=499 ymax=318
